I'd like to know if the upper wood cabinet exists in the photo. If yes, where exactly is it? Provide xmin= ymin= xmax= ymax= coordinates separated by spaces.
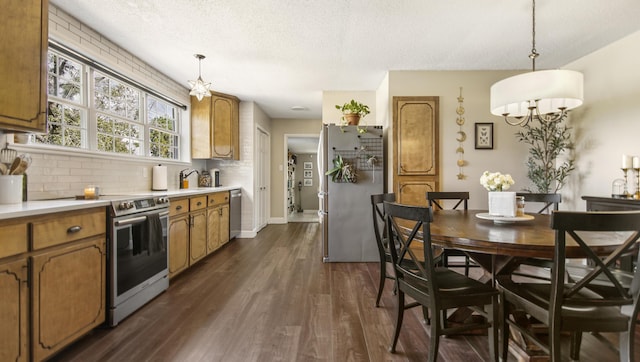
xmin=393 ymin=96 xmax=439 ymax=206
xmin=191 ymin=92 xmax=240 ymax=160
xmin=0 ymin=0 xmax=48 ymax=132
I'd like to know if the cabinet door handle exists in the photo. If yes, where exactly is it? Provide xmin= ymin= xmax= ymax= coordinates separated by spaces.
xmin=67 ymin=225 xmax=82 ymax=233
xmin=197 ymin=201 xmax=202 ymax=206
xmin=176 ymin=205 xmax=183 ymax=211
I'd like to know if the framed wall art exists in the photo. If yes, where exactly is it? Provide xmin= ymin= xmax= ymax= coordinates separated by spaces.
xmin=303 ymin=170 xmax=312 ymax=178
xmin=303 ymin=178 xmax=313 ymax=186
xmin=474 ymin=122 xmax=493 ymax=149
xmin=303 ymin=162 xmax=312 ymax=169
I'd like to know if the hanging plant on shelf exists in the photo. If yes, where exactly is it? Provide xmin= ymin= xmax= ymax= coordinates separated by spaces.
xmin=325 ymin=154 xmax=357 ymax=183
xmin=515 ymin=115 xmax=575 ymax=193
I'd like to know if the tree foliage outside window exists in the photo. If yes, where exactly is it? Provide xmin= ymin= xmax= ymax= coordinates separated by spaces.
xmin=148 ymin=96 xmax=179 ymax=159
xmin=37 ymin=53 xmax=86 ymax=148
xmin=37 ymin=49 xmax=181 ymax=160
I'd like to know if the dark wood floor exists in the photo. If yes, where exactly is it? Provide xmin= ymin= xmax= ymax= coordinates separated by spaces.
xmin=53 ymin=222 xmax=637 ymax=361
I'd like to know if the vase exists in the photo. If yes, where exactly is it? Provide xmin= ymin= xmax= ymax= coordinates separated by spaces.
xmin=344 ymin=114 xmax=361 ymax=125
xmin=488 ymin=191 xmax=516 ymax=217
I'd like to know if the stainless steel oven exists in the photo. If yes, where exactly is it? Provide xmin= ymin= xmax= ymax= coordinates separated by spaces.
xmin=107 ymin=195 xmax=170 ymax=326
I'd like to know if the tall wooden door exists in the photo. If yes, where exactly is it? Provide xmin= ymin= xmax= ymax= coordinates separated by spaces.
xmin=393 ymin=97 xmax=439 ymax=206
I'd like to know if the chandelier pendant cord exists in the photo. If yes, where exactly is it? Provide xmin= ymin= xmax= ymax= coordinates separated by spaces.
xmin=529 ymin=0 xmax=538 ymax=71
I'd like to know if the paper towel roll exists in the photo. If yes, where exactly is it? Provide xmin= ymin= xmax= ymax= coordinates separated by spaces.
xmin=152 ymin=164 xmax=168 ymax=191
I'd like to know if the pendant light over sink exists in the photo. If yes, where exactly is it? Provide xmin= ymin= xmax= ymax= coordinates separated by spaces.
xmin=188 ymin=54 xmax=212 ymax=101
xmin=490 ymin=0 xmax=583 ymax=126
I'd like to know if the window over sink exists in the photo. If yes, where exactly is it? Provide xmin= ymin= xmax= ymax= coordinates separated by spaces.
xmin=34 ymin=47 xmax=182 ymax=161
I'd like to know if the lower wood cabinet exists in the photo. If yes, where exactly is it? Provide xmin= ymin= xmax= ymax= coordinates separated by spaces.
xmin=189 ymin=209 xmax=207 ymax=264
xmin=0 ymin=257 xmax=28 ymax=362
xmin=0 ymin=207 xmax=106 ymax=361
xmin=207 ymin=192 xmax=230 ymax=254
xmin=168 ymin=214 xmax=189 ymax=278
xmin=169 ymin=192 xmax=231 ymax=278
xmin=31 ymin=236 xmax=106 ymax=361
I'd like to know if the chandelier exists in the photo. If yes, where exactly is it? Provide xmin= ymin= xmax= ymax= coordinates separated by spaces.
xmin=490 ymin=0 xmax=583 ymax=126
xmin=188 ymin=54 xmax=212 ymax=101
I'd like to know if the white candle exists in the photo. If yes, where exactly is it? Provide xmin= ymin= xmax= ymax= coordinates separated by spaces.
xmin=634 ymin=156 xmax=640 ymax=169
xmin=622 ymin=154 xmax=632 ymax=169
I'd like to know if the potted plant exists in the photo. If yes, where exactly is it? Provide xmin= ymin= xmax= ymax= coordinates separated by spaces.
xmin=325 ymin=154 xmax=357 ymax=183
xmin=515 ymin=116 xmax=575 ymax=193
xmin=335 ymin=99 xmax=370 ymax=125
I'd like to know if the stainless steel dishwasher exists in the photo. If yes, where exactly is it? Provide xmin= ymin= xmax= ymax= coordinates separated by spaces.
xmin=230 ymin=189 xmax=241 ymax=239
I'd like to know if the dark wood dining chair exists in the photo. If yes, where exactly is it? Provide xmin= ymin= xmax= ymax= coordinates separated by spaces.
xmin=384 ymin=201 xmax=498 ymax=361
xmin=371 ymin=193 xmax=397 ymax=307
xmin=498 ymin=210 xmax=640 ymax=361
xmin=512 ymin=193 xmax=562 ymax=279
xmin=426 ymin=191 xmax=477 ymax=276
xmin=516 ymin=192 xmax=561 ymax=214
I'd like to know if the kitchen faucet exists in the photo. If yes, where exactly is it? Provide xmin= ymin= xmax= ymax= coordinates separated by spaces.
xmin=179 ymin=168 xmax=199 ymax=189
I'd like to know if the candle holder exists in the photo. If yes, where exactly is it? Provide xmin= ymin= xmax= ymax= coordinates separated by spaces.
xmin=622 ymin=168 xmax=631 ymax=198
xmin=635 ymin=168 xmax=640 ymax=200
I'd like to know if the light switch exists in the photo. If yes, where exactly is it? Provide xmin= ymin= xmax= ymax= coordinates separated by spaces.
xmin=142 ymin=167 xmax=148 ymax=178
xmin=279 ymin=164 xmax=283 ymax=171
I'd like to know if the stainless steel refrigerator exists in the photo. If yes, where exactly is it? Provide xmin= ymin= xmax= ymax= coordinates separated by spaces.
xmin=317 ymin=124 xmax=384 ymax=262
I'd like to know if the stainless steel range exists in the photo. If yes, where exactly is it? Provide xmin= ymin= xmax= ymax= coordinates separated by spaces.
xmin=106 ymin=194 xmax=170 ymax=326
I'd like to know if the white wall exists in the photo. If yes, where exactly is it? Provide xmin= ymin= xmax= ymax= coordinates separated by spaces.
xmin=386 ymin=70 xmax=529 ymax=209
xmin=269 ymin=119 xmax=323 ymax=221
xmin=322 ymin=91 xmax=378 ymax=125
xmin=560 ymin=30 xmax=640 ymax=210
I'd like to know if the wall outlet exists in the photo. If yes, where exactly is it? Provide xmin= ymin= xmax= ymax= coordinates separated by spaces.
xmin=142 ymin=167 xmax=148 ymax=178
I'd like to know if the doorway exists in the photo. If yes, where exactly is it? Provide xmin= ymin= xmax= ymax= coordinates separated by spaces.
xmin=285 ymin=134 xmax=320 ymax=223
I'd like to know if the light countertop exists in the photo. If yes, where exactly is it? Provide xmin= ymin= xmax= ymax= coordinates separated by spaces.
xmin=0 ymin=186 xmax=241 ymax=220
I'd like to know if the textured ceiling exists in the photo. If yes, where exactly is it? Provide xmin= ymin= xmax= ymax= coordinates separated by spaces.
xmin=51 ymin=0 xmax=640 ymax=120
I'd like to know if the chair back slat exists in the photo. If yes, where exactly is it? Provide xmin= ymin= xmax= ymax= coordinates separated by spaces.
xmin=384 ymin=202 xmax=436 ymax=293
xmin=371 ymin=193 xmax=396 ymax=255
xmin=551 ymin=211 xmax=640 ymax=307
xmin=426 ymin=191 xmax=469 ymax=210
xmin=517 ymin=192 xmax=561 ymax=214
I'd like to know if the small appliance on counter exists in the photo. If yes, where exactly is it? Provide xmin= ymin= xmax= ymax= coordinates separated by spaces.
xmin=211 ymin=168 xmax=221 ymax=187
xmin=152 ymin=164 xmax=168 ymax=191
xmin=198 ymin=170 xmax=212 ymax=187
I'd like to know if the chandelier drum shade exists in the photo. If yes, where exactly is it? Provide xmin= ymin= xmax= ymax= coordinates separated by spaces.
xmin=490 ymin=0 xmax=584 ymax=126
xmin=490 ymin=69 xmax=583 ymax=117
xmin=188 ymin=54 xmax=212 ymax=101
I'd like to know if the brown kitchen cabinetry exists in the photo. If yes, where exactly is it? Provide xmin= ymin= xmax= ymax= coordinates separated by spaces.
xmin=30 ymin=236 xmax=106 ymax=361
xmin=0 ymin=257 xmax=29 ymax=362
xmin=0 ymin=221 xmax=30 ymax=362
xmin=393 ymin=96 xmax=439 ymax=206
xmin=168 ymin=198 xmax=189 ymax=278
xmin=207 ymin=191 xmax=230 ymax=254
xmin=0 ymin=207 xmax=106 ymax=361
xmin=0 ymin=0 xmax=48 ymax=132
xmin=191 ymin=92 xmax=240 ymax=160
xmin=189 ymin=196 xmax=208 ymax=264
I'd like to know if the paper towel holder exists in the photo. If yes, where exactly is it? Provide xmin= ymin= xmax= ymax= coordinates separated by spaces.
xmin=152 ymin=164 xmax=168 ymax=191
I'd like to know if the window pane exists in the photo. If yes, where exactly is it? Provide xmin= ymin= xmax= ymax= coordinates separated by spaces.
xmin=94 ymin=72 xmax=141 ymax=122
xmin=37 ymin=101 xmax=85 ymax=149
xmin=47 ymin=52 xmax=82 ymax=104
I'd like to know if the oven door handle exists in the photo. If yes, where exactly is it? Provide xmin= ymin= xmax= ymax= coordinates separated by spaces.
xmin=114 ymin=211 xmax=169 ymax=227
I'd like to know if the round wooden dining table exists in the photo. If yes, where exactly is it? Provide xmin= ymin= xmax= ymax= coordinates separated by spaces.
xmin=429 ymin=209 xmax=627 ymax=260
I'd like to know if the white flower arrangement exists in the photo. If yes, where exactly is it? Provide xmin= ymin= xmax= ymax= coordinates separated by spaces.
xmin=480 ymin=171 xmax=515 ymax=191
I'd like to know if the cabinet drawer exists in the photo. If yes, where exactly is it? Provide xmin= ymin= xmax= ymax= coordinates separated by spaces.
xmin=0 ymin=222 xmax=28 ymax=258
xmin=190 ymin=196 xmax=207 ymax=211
xmin=208 ymin=192 xmax=229 ymax=207
xmin=32 ymin=208 xmax=106 ymax=250
xmin=169 ymin=198 xmax=189 ymax=217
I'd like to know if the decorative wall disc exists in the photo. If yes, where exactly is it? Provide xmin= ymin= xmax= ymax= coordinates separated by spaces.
xmin=455 ymin=87 xmax=466 ymax=180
